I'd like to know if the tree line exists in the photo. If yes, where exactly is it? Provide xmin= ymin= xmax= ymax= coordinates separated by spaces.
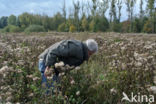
xmin=0 ymin=0 xmax=156 ymax=33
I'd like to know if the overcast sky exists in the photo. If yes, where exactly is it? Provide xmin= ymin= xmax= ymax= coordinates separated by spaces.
xmin=0 ymin=0 xmax=146 ymax=21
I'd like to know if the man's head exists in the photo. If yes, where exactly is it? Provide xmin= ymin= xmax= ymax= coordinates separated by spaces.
xmin=85 ymin=39 xmax=98 ymax=57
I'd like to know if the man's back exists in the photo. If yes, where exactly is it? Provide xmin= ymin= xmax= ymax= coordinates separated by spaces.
xmin=39 ymin=39 xmax=88 ymax=67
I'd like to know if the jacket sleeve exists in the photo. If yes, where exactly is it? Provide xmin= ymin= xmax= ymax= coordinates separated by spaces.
xmin=45 ymin=51 xmax=58 ymax=67
xmin=45 ymin=41 xmax=69 ymax=67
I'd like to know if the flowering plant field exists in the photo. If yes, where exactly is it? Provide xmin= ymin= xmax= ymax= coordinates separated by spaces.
xmin=0 ymin=32 xmax=156 ymax=104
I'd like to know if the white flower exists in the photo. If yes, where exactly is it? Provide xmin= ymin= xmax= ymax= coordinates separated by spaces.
xmin=26 ymin=75 xmax=33 ymax=79
xmin=6 ymin=102 xmax=12 ymax=104
xmin=76 ymin=91 xmax=80 ymax=96
xmin=6 ymin=96 xmax=13 ymax=102
xmin=121 ymin=63 xmax=127 ymax=70
xmin=47 ymin=76 xmax=53 ymax=80
xmin=9 ymin=88 xmax=14 ymax=93
xmin=33 ymin=77 xmax=40 ymax=81
xmin=55 ymin=61 xmax=64 ymax=68
xmin=17 ymin=60 xmax=25 ymax=65
xmin=119 ymin=42 xmax=124 ymax=46
xmin=148 ymin=86 xmax=156 ymax=94
xmin=70 ymin=80 xmax=75 ymax=85
xmin=3 ymin=73 xmax=7 ymax=78
xmin=144 ymin=45 xmax=153 ymax=49
xmin=0 ymin=66 xmax=9 ymax=73
xmin=59 ymin=72 xmax=65 ymax=76
xmin=134 ymin=52 xmax=139 ymax=58
xmin=135 ymin=62 xmax=142 ymax=67
xmin=17 ymin=70 xmax=23 ymax=73
xmin=112 ymin=54 xmax=117 ymax=57
xmin=65 ymin=65 xmax=75 ymax=70
xmin=136 ymin=57 xmax=144 ymax=62
xmin=6 ymin=92 xmax=12 ymax=96
xmin=147 ymin=56 xmax=154 ymax=59
xmin=110 ymin=88 xmax=117 ymax=94
xmin=121 ymin=46 xmax=126 ymax=50
xmin=75 ymin=66 xmax=80 ymax=70
xmin=28 ymin=93 xmax=34 ymax=97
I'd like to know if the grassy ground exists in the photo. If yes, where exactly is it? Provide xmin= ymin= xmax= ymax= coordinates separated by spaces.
xmin=0 ymin=32 xmax=156 ymax=104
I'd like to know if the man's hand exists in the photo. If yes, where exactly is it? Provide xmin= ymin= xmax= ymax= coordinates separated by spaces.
xmin=44 ymin=66 xmax=54 ymax=77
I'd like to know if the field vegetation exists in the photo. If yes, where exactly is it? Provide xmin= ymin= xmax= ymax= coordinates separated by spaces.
xmin=0 ymin=32 xmax=156 ymax=104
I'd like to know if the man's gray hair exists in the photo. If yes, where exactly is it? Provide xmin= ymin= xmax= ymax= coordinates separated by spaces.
xmin=85 ymin=39 xmax=98 ymax=52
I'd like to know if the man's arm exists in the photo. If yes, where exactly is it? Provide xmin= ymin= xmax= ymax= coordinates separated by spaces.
xmin=45 ymin=51 xmax=58 ymax=67
xmin=44 ymin=66 xmax=50 ymax=77
xmin=44 ymin=41 xmax=69 ymax=76
xmin=44 ymin=49 xmax=59 ymax=77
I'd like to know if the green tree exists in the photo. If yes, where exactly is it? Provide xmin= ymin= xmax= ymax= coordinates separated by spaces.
xmin=33 ymin=14 xmax=42 ymax=25
xmin=109 ymin=0 xmax=117 ymax=22
xmin=109 ymin=0 xmax=117 ymax=31
xmin=96 ymin=16 xmax=109 ymax=32
xmin=133 ymin=18 xmax=142 ymax=33
xmin=125 ymin=0 xmax=136 ymax=32
xmin=121 ymin=20 xmax=131 ymax=32
xmin=147 ymin=0 xmax=155 ymax=33
xmin=81 ymin=15 xmax=88 ymax=31
xmin=52 ymin=12 xmax=64 ymax=31
xmin=99 ymin=0 xmax=109 ymax=17
xmin=0 ymin=16 xmax=8 ymax=28
xmin=139 ymin=0 xmax=144 ymax=33
xmin=16 ymin=17 xmax=21 ymax=27
xmin=62 ymin=0 xmax=66 ymax=22
xmin=89 ymin=15 xmax=109 ymax=32
xmin=18 ymin=13 xmax=34 ymax=29
xmin=89 ymin=20 xmax=96 ymax=32
xmin=143 ymin=19 xmax=153 ymax=33
xmin=117 ymin=0 xmax=122 ymax=22
xmin=147 ymin=0 xmax=155 ymax=17
xmin=69 ymin=25 xmax=76 ymax=32
xmin=8 ymin=15 xmax=17 ymax=25
xmin=140 ymin=0 xmax=144 ymax=19
xmin=58 ymin=23 xmax=69 ymax=32
xmin=41 ymin=16 xmax=50 ymax=31
xmin=73 ymin=1 xmax=80 ymax=31
xmin=91 ymin=0 xmax=98 ymax=18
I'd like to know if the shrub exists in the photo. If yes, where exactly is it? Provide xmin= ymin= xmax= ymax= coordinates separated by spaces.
xmin=112 ymin=23 xmax=122 ymax=32
xmin=1 ymin=25 xmax=21 ymax=33
xmin=24 ymin=25 xmax=45 ymax=33
xmin=58 ymin=23 xmax=69 ymax=32
xmin=58 ymin=23 xmax=66 ymax=32
xmin=69 ymin=25 xmax=76 ymax=32
xmin=89 ymin=16 xmax=109 ymax=32
xmin=143 ymin=20 xmax=153 ymax=33
xmin=89 ymin=20 xmax=96 ymax=32
xmin=81 ymin=16 xmax=88 ymax=31
xmin=132 ymin=18 xmax=142 ymax=33
xmin=121 ymin=21 xmax=131 ymax=33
